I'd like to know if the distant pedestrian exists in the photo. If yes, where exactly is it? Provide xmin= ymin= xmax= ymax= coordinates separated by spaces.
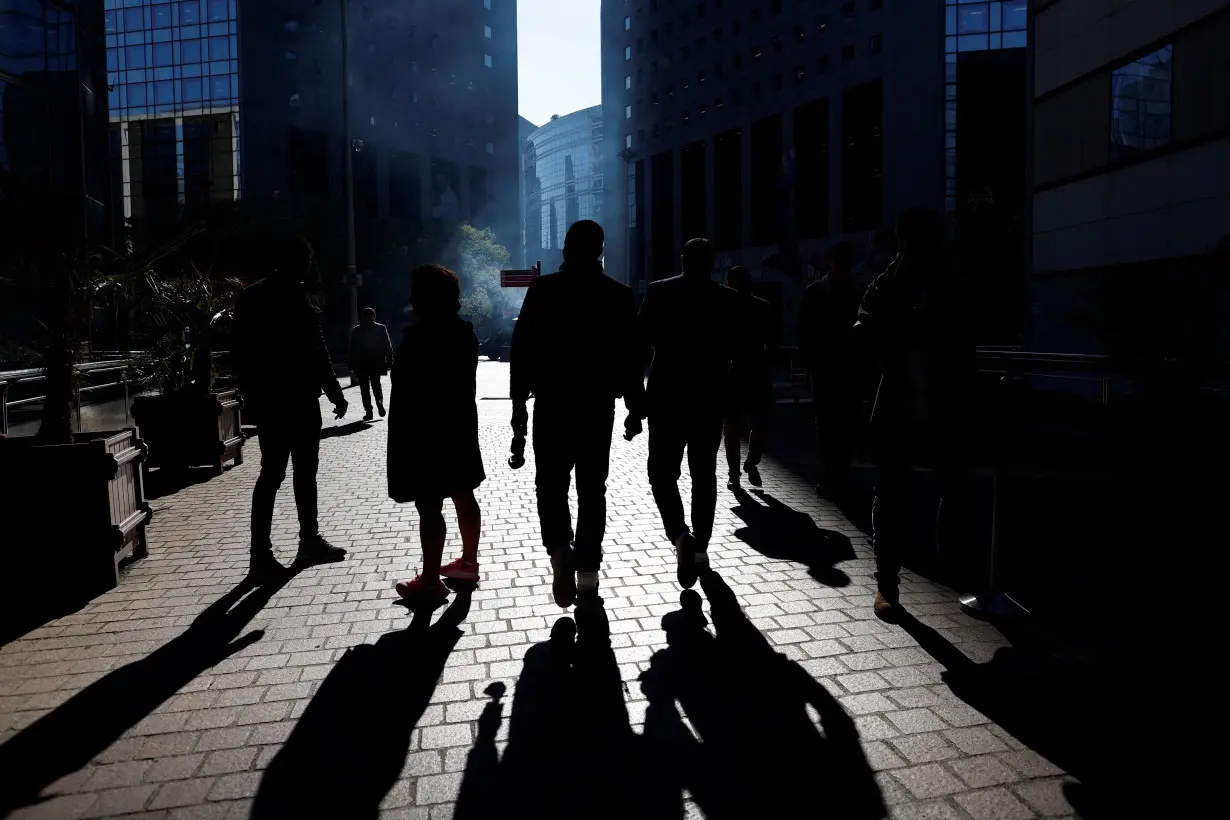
xmin=855 ymin=209 xmax=974 ymax=617
xmin=639 ymin=238 xmax=740 ymax=589
xmin=798 ymin=241 xmax=863 ymax=497
xmin=231 ymin=236 xmax=348 ymax=582
xmin=723 ymin=266 xmax=774 ymax=489
xmin=510 ymin=220 xmax=644 ymax=606
xmin=348 ymin=307 xmax=394 ymax=420
xmin=388 ymin=265 xmax=485 ymax=604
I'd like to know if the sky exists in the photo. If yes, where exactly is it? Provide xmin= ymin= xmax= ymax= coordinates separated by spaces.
xmin=517 ymin=0 xmax=602 ymax=127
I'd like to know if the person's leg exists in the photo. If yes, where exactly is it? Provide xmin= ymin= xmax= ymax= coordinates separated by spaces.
xmin=289 ymin=425 xmax=321 ymax=541
xmin=415 ymin=497 xmax=447 ymax=583
xmin=872 ymin=452 xmax=910 ymax=606
xmin=358 ymin=374 xmax=373 ymax=414
xmin=722 ymin=417 xmax=742 ymax=483
xmin=647 ymin=414 xmax=689 ymax=543
xmin=452 ymin=491 xmax=481 ymax=563
xmin=371 ymin=374 xmax=385 ymax=414
xmin=251 ymin=426 xmax=292 ymax=553
xmin=532 ymin=402 xmax=575 ymax=554
xmin=573 ymin=403 xmax=615 ymax=575
xmin=685 ymin=413 xmax=724 ymax=550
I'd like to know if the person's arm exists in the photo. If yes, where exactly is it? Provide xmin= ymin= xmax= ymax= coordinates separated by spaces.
xmin=635 ymin=282 xmax=658 ymax=370
xmin=382 ymin=325 xmax=395 ymax=367
xmin=509 ymin=281 xmax=540 ymax=405
xmin=304 ymin=303 xmax=346 ymax=410
xmin=620 ymin=287 xmax=647 ymax=424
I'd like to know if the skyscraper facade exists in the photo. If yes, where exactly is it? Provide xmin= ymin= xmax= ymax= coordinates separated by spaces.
xmin=103 ymin=0 xmax=241 ymax=240
xmin=523 ymin=106 xmax=605 ymax=275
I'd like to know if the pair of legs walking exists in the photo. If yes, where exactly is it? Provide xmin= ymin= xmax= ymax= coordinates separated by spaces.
xmin=396 ymin=493 xmax=481 ymax=603
xmin=723 ymin=410 xmax=766 ymax=488
xmin=649 ymin=410 xmax=723 ymax=588
xmin=533 ymin=399 xmax=614 ymax=606
xmin=250 ymin=403 xmax=345 ymax=578
xmin=355 ymin=372 xmax=385 ymax=419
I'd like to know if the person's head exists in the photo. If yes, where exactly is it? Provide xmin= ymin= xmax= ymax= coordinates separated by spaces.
xmin=410 ymin=264 xmax=461 ymax=320
xmin=827 ymin=241 xmax=855 ymax=275
xmin=268 ymin=235 xmax=313 ymax=285
xmin=562 ymin=219 xmax=604 ymax=265
xmin=360 ymin=307 xmax=376 ymax=324
xmin=726 ymin=266 xmax=751 ymax=293
xmin=896 ymin=208 xmax=943 ymax=254
xmin=681 ymin=237 xmax=716 ymax=278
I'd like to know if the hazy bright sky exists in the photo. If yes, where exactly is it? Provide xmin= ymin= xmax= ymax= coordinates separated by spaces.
xmin=518 ymin=0 xmax=602 ymax=127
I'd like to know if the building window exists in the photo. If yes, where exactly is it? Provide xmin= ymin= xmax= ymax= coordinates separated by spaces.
xmin=626 ymin=75 xmax=632 ymax=89
xmin=625 ymin=46 xmax=632 ymax=60
xmin=819 ymin=14 xmax=829 ymax=34
xmin=796 ymin=65 xmax=806 ymax=83
xmin=484 ymin=25 xmax=492 ymax=38
xmin=772 ymin=73 xmax=783 ymax=91
xmin=772 ymin=36 xmax=782 ymax=53
xmin=698 ymin=70 xmax=706 ymax=84
xmin=284 ymin=18 xmax=299 ymax=32
xmin=486 ymin=142 xmax=495 ymax=154
xmin=626 ymin=134 xmax=633 ymax=148
xmin=752 ymin=45 xmax=763 ymax=60
xmin=484 ymin=0 xmax=492 ymax=9
xmin=842 ymin=2 xmax=855 ymax=20
xmin=869 ymin=33 xmax=882 ymax=55
xmin=1111 ymin=45 xmax=1173 ymax=159
xmin=818 ymin=54 xmax=830 ymax=73
xmin=797 ymin=24 xmax=806 ymax=42
xmin=484 ymin=54 xmax=493 ymax=67
xmin=289 ymin=93 xmax=301 ymax=107
xmin=842 ymin=45 xmax=855 ymax=64
xmin=625 ymin=16 xmax=631 ymax=30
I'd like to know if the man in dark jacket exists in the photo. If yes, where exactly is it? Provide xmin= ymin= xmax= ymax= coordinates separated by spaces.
xmin=798 ymin=241 xmax=863 ymax=496
xmin=348 ymin=307 xmax=394 ymax=420
xmin=856 ymin=209 xmax=974 ymax=617
xmin=510 ymin=220 xmax=645 ymax=607
xmin=639 ymin=237 xmax=740 ymax=589
xmin=723 ymin=266 xmax=774 ymax=489
xmin=232 ymin=236 xmax=349 ymax=580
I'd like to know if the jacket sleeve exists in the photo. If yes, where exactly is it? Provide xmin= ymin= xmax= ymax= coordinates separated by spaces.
xmin=305 ymin=303 xmax=345 ymax=405
xmin=635 ymin=283 xmax=657 ymax=368
xmin=382 ymin=326 xmax=395 ymax=364
xmin=509 ymin=281 xmax=539 ymax=403
xmin=620 ymin=287 xmax=646 ymax=418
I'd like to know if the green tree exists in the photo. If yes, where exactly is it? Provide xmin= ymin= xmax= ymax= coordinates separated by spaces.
xmin=455 ymin=224 xmax=516 ymax=327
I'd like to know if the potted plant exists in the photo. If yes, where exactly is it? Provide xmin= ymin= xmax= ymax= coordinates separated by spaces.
xmin=129 ymin=268 xmax=246 ymax=478
xmin=0 ymin=171 xmax=155 ymax=604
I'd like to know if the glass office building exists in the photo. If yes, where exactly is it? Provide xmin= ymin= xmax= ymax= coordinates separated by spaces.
xmin=104 ymin=0 xmax=240 ymax=237
xmin=944 ymin=0 xmax=1028 ymax=212
xmin=523 ymin=106 xmax=604 ymax=273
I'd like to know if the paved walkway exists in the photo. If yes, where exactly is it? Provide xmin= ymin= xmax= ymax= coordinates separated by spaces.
xmin=0 ymin=363 xmax=1080 ymax=819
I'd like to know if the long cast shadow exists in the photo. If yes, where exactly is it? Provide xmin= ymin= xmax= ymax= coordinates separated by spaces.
xmin=250 ymin=591 xmax=472 ymax=819
xmin=730 ymin=487 xmax=855 ymax=586
xmin=893 ymin=610 xmax=1190 ymax=819
xmin=640 ymin=572 xmax=886 ymax=819
xmin=0 ymin=572 xmax=297 ymax=817
xmin=455 ymin=599 xmax=681 ymax=820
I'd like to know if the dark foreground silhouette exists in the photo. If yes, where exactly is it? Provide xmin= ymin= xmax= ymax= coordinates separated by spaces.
xmin=639 ymin=572 xmax=886 ymax=819
xmin=455 ymin=601 xmax=680 ymax=820
xmin=251 ymin=591 xmax=472 ymax=819
xmin=0 ymin=574 xmax=295 ymax=816
xmin=730 ymin=487 xmax=855 ymax=586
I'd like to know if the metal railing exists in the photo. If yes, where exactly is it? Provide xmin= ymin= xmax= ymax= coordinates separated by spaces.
xmin=1 ymin=361 xmax=134 ymax=437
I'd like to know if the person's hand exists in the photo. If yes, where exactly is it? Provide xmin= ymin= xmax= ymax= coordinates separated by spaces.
xmin=333 ymin=398 xmax=348 ymax=420
xmin=511 ymin=401 xmax=528 ymax=437
xmin=624 ymin=414 xmax=643 ymax=442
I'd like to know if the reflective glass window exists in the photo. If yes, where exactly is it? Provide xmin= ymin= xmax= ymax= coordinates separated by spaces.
xmin=1111 ymin=45 xmax=1173 ymax=158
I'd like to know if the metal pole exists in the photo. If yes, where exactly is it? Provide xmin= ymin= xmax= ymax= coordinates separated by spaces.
xmin=341 ymin=0 xmax=359 ymax=330
xmin=959 ymin=467 xmax=1029 ymax=621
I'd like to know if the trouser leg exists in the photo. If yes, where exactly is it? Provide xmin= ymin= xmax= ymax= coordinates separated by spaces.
xmin=533 ymin=404 xmax=574 ymax=552
xmin=251 ymin=430 xmax=291 ymax=552
xmin=648 ymin=415 xmax=688 ymax=543
xmin=573 ymin=404 xmax=615 ymax=573
xmin=686 ymin=414 xmax=724 ymax=549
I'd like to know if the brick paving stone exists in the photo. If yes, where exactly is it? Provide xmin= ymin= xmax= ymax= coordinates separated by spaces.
xmin=0 ymin=367 xmax=1084 ymax=818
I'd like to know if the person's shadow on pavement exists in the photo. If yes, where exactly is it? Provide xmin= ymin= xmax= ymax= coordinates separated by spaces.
xmin=455 ymin=599 xmax=681 ymax=820
xmin=730 ymin=487 xmax=854 ymax=586
xmin=0 ymin=573 xmax=298 ymax=817
xmin=640 ymin=573 xmax=886 ymax=819
xmin=250 ymin=591 xmax=472 ymax=820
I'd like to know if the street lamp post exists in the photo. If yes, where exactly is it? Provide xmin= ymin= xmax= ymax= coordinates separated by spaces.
xmin=341 ymin=0 xmax=359 ymax=329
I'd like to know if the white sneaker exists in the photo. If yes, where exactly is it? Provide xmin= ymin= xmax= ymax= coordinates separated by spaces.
xmin=577 ymin=571 xmax=599 ymax=594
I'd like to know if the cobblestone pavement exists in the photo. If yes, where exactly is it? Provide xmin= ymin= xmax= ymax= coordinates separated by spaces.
xmin=0 ymin=363 xmax=1081 ymax=820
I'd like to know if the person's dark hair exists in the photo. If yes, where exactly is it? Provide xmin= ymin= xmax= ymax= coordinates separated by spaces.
xmin=681 ymin=237 xmax=716 ymax=277
xmin=411 ymin=264 xmax=462 ymax=319
xmin=896 ymin=208 xmax=943 ymax=252
xmin=563 ymin=219 xmax=605 ymax=263
xmin=726 ymin=266 xmax=751 ymax=291
xmin=361 ymin=307 xmax=376 ymax=320
xmin=827 ymin=241 xmax=855 ymax=273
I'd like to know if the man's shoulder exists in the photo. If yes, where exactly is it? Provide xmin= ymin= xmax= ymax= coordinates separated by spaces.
xmin=597 ymin=273 xmax=634 ymax=296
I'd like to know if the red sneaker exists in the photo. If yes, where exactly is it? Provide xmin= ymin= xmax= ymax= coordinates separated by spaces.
xmin=440 ymin=557 xmax=480 ymax=582
xmin=395 ymin=576 xmax=450 ymax=603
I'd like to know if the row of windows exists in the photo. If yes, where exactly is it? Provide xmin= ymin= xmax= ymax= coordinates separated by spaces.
xmin=106 ymin=20 xmax=235 ymax=49
xmin=107 ymin=35 xmax=236 ymax=70
xmin=639 ymin=0 xmax=882 ymax=27
xmin=113 ymin=74 xmax=238 ymax=109
xmin=103 ymin=0 xmax=234 ymax=33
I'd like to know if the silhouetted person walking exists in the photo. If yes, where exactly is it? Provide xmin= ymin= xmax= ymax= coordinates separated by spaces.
xmin=855 ymin=209 xmax=974 ymax=617
xmin=799 ymin=241 xmax=863 ymax=496
xmin=232 ymin=236 xmax=348 ymax=580
xmin=348 ymin=307 xmax=393 ymax=420
xmin=510 ymin=220 xmax=644 ymax=607
xmin=723 ymin=266 xmax=774 ymax=489
xmin=639 ymin=238 xmax=739 ymax=589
